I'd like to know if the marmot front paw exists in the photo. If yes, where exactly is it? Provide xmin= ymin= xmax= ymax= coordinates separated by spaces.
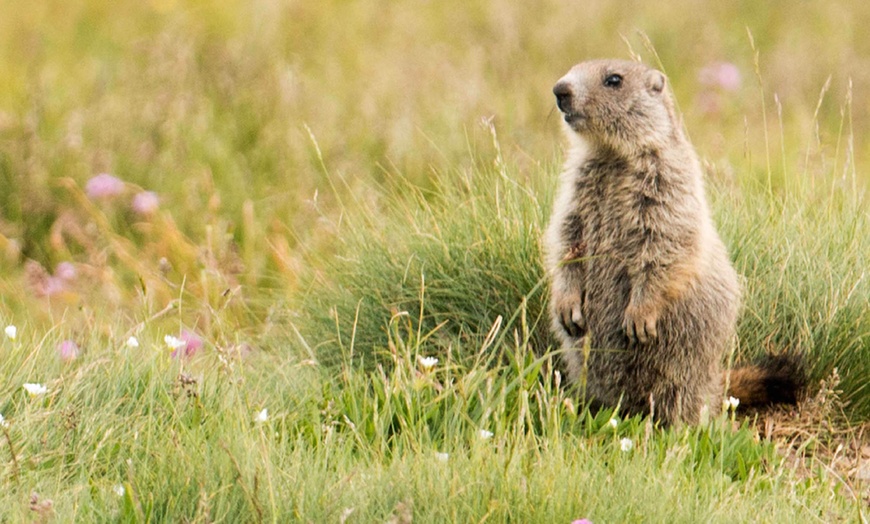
xmin=554 ymin=291 xmax=586 ymax=338
xmin=623 ymin=302 xmax=658 ymax=344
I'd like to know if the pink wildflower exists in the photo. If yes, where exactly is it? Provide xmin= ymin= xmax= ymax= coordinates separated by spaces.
xmin=25 ymin=260 xmax=71 ymax=297
xmin=572 ymin=520 xmax=593 ymax=524
xmin=42 ymin=276 xmax=68 ymax=296
xmin=131 ymin=191 xmax=160 ymax=215
xmin=54 ymin=262 xmax=77 ymax=281
xmin=85 ymin=173 xmax=125 ymax=200
xmin=37 ymin=262 xmax=79 ymax=297
xmin=57 ymin=340 xmax=79 ymax=361
xmin=171 ymin=330 xmax=203 ymax=358
xmin=698 ymin=62 xmax=741 ymax=92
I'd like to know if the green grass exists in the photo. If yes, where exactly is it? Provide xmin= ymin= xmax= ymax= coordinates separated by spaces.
xmin=295 ymin=138 xmax=556 ymax=369
xmin=0 ymin=325 xmax=861 ymax=521
xmin=1 ymin=0 xmax=870 ymax=521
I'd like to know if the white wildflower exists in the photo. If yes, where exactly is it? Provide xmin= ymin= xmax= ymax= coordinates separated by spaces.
xmin=417 ymin=355 xmax=439 ymax=369
xmin=4 ymin=325 xmax=17 ymax=340
xmin=23 ymin=383 xmax=48 ymax=396
xmin=126 ymin=336 xmax=140 ymax=348
xmin=620 ymin=437 xmax=634 ymax=452
xmin=723 ymin=396 xmax=740 ymax=411
xmin=608 ymin=417 xmax=619 ymax=429
xmin=255 ymin=408 xmax=269 ymax=423
xmin=0 ymin=413 xmax=8 ymax=428
xmin=435 ymin=452 xmax=449 ymax=462
xmin=478 ymin=429 xmax=494 ymax=439
xmin=164 ymin=335 xmax=185 ymax=349
xmin=113 ymin=484 xmax=125 ymax=497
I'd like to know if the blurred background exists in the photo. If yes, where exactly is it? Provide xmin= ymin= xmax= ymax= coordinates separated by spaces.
xmin=1 ymin=0 xmax=868 ymax=331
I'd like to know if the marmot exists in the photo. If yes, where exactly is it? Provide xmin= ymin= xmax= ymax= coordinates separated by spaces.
xmin=545 ymin=59 xmax=803 ymax=425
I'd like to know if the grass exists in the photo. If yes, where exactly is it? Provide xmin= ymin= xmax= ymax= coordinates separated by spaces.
xmin=0 ymin=323 xmax=861 ymax=521
xmin=1 ymin=0 xmax=870 ymax=521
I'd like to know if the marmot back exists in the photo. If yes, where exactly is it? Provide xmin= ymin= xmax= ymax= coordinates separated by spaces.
xmin=544 ymin=59 xmax=803 ymax=425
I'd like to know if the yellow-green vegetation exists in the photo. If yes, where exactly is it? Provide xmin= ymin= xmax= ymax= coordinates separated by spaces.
xmin=1 ymin=0 xmax=868 ymax=521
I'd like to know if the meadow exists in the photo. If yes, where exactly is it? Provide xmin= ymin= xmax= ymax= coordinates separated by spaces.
xmin=1 ymin=0 xmax=869 ymax=521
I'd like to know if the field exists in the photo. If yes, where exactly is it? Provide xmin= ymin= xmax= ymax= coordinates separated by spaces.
xmin=1 ymin=0 xmax=869 ymax=521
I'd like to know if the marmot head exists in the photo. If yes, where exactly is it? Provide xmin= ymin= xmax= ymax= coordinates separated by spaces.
xmin=553 ymin=60 xmax=679 ymax=154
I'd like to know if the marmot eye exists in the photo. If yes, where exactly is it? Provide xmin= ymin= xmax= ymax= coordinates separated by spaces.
xmin=603 ymin=74 xmax=623 ymax=88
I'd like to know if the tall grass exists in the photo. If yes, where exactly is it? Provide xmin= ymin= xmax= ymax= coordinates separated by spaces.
xmin=295 ymin=123 xmax=556 ymax=369
xmin=719 ymin=185 xmax=870 ymax=416
xmin=3 ymin=1 xmax=869 ymax=321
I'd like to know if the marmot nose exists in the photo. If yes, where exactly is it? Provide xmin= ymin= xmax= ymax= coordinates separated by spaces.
xmin=553 ymin=81 xmax=573 ymax=113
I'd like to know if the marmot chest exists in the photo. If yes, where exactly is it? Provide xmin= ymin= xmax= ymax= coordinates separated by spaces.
xmin=567 ymin=169 xmax=647 ymax=260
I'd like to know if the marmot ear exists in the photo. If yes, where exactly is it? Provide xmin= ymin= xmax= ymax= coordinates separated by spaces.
xmin=646 ymin=70 xmax=666 ymax=94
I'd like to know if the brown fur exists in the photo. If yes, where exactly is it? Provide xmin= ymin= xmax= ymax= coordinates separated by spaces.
xmin=727 ymin=367 xmax=767 ymax=405
xmin=545 ymin=59 xmax=801 ymax=425
xmin=727 ymin=355 xmax=806 ymax=407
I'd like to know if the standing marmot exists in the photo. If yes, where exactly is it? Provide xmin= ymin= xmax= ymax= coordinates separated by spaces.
xmin=545 ymin=59 xmax=802 ymax=425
